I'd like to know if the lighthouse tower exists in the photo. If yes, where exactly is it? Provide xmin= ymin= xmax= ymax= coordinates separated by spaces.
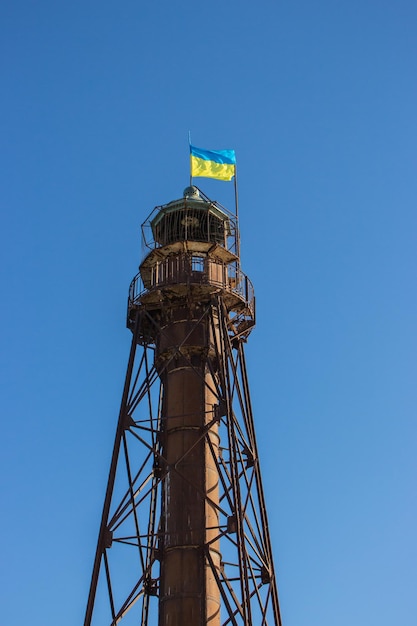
xmin=84 ymin=186 xmax=282 ymax=626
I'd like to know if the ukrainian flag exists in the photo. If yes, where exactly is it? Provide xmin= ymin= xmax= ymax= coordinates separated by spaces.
xmin=190 ymin=145 xmax=236 ymax=181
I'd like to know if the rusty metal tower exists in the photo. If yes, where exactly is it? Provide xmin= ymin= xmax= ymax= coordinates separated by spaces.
xmin=84 ymin=186 xmax=282 ymax=626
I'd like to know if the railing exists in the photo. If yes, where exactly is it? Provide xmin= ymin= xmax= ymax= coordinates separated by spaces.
xmin=140 ymin=190 xmax=239 ymax=259
xmin=128 ymin=254 xmax=254 ymax=318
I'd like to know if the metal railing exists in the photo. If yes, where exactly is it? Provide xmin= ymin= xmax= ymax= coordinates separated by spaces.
xmin=128 ymin=254 xmax=254 ymax=317
xmin=140 ymin=188 xmax=239 ymax=259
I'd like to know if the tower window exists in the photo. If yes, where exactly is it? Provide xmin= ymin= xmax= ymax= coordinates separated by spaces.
xmin=191 ymin=256 xmax=205 ymax=272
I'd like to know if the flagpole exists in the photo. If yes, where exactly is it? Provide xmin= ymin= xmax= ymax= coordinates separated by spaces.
xmin=234 ymin=165 xmax=240 ymax=261
xmin=188 ymin=131 xmax=192 ymax=186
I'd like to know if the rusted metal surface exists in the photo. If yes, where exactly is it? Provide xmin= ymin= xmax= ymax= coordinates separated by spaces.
xmin=84 ymin=188 xmax=282 ymax=626
xmin=155 ymin=305 xmax=221 ymax=626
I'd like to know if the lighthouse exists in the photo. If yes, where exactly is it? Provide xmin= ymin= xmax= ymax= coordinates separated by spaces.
xmin=84 ymin=185 xmax=282 ymax=626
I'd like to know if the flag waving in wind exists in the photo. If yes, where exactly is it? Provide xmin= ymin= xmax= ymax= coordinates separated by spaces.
xmin=190 ymin=144 xmax=236 ymax=181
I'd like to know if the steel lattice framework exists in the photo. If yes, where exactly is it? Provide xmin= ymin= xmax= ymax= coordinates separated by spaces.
xmin=84 ymin=188 xmax=282 ymax=626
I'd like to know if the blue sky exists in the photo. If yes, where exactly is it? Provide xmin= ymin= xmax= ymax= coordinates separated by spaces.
xmin=1 ymin=1 xmax=416 ymax=624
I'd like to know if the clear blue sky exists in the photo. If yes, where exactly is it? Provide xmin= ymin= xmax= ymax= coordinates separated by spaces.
xmin=1 ymin=1 xmax=416 ymax=624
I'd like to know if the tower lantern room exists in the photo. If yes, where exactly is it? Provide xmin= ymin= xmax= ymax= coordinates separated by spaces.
xmin=151 ymin=185 xmax=231 ymax=247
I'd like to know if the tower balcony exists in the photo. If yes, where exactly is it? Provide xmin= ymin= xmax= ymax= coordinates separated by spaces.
xmin=127 ymin=252 xmax=255 ymax=340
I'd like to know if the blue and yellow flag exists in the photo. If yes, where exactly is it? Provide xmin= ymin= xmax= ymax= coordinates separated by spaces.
xmin=190 ymin=145 xmax=236 ymax=181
